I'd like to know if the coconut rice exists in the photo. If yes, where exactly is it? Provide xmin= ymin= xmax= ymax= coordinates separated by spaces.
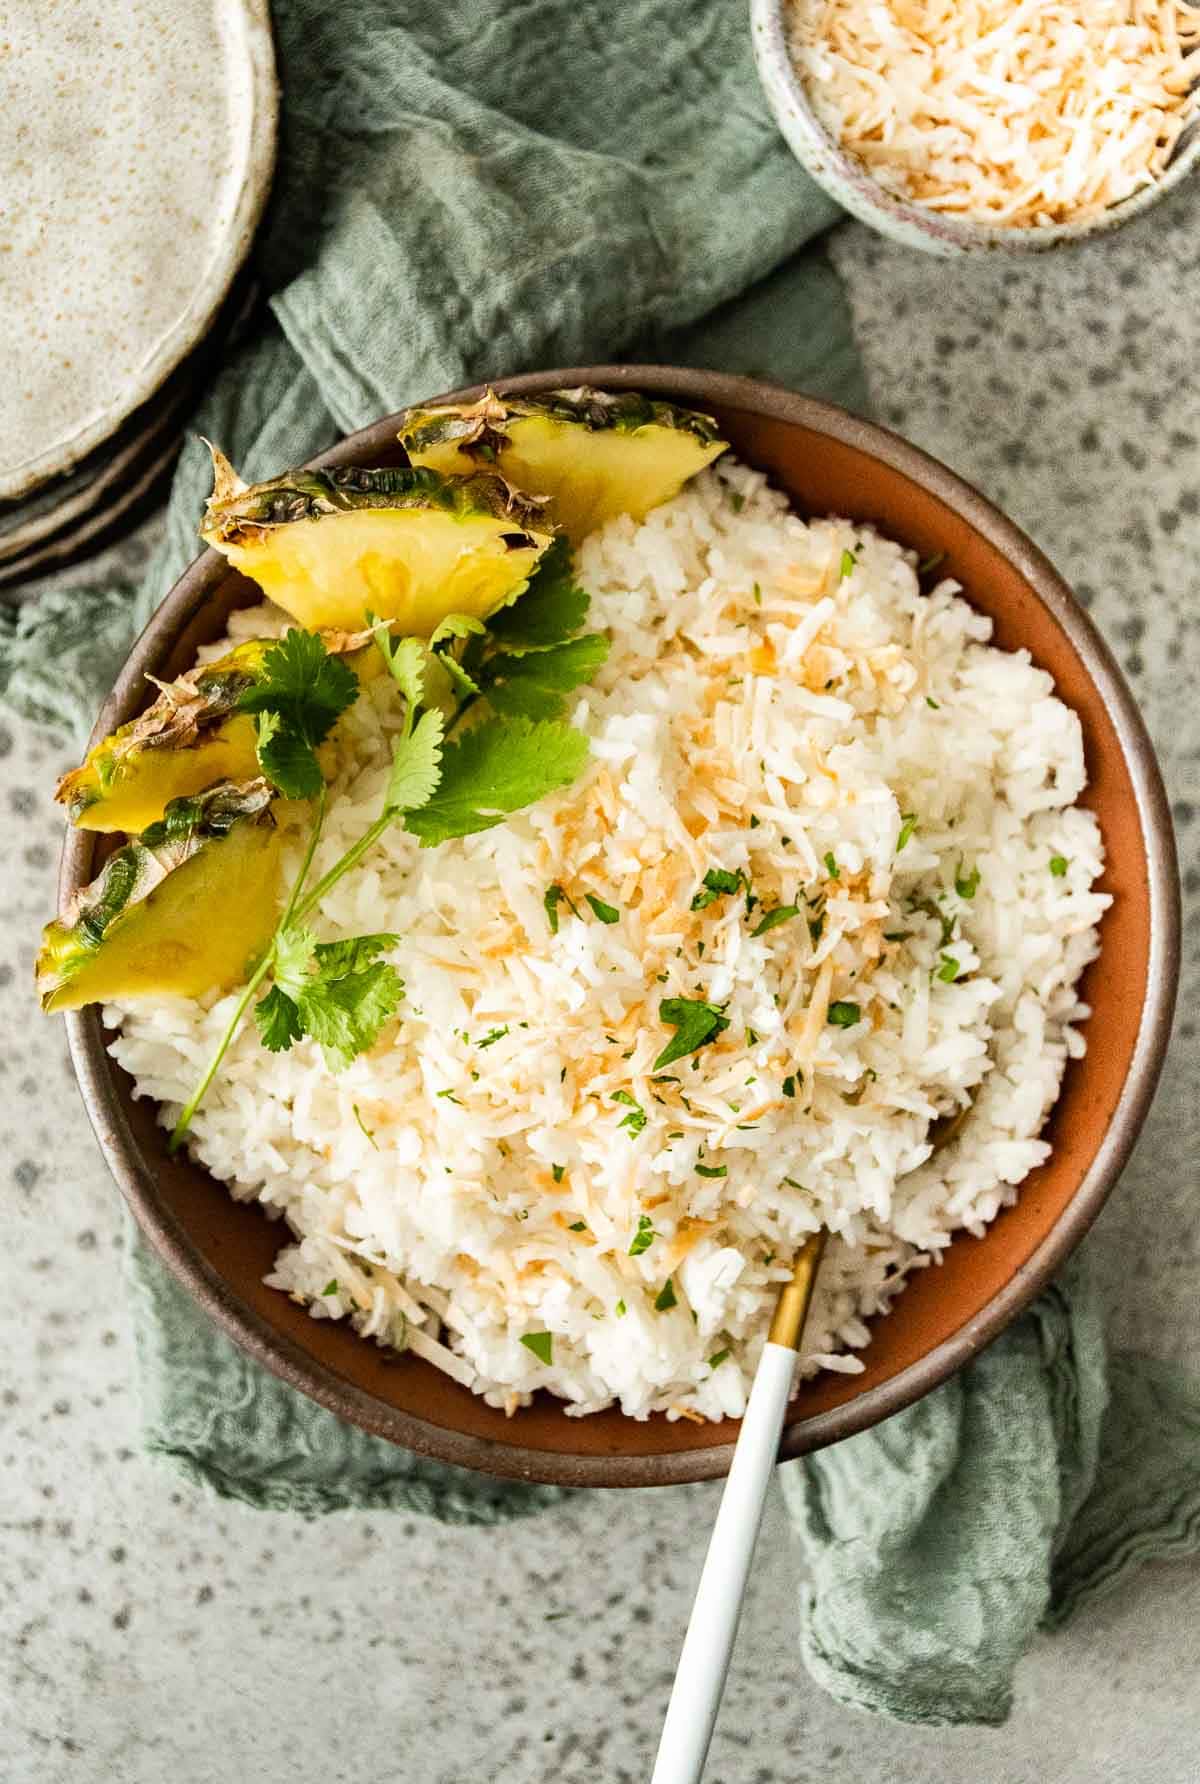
xmin=106 ymin=459 xmax=1109 ymax=1422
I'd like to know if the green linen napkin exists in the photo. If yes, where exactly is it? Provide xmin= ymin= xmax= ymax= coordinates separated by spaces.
xmin=7 ymin=0 xmax=1198 ymax=1729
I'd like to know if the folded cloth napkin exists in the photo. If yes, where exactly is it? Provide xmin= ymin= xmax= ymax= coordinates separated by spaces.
xmin=6 ymin=0 xmax=1198 ymax=1729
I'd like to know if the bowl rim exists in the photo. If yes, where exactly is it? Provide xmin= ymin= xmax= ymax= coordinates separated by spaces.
xmin=62 ymin=365 xmax=1181 ymax=1487
xmin=750 ymin=0 xmax=1200 ymax=254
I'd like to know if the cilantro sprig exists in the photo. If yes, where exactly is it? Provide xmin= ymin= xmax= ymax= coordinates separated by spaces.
xmin=170 ymin=545 xmax=603 ymax=1146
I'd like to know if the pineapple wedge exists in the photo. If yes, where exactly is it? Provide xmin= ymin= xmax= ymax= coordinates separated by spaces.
xmin=56 ymin=633 xmax=381 ymax=833
xmin=200 ymin=452 xmax=553 ymax=633
xmin=37 ymin=780 xmax=282 ymax=1012
xmin=397 ymin=387 xmax=727 ymax=542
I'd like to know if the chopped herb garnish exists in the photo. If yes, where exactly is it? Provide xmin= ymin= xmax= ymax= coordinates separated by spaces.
xmin=896 ymin=813 xmax=918 ymax=852
xmin=551 ymin=1163 xmax=566 ymax=1184
xmin=615 ymin=1298 xmax=627 ymax=1316
xmin=926 ymin=696 xmax=941 ymax=710
xmin=653 ymin=997 xmax=731 ymax=1071
xmin=752 ymin=904 xmax=799 ymax=938
xmin=628 ymin=1214 xmax=655 ymax=1256
xmin=352 ymin=1103 xmax=377 ymax=1147
xmin=823 ymin=851 xmax=840 ymax=879
xmin=321 ymin=1280 xmax=339 ymax=1297
xmin=782 ymin=1075 xmax=797 ymax=1098
xmin=745 ymin=1027 xmax=759 ymax=1046
xmin=883 ymin=930 xmax=907 ymax=942
xmin=690 ymin=867 xmax=745 ymax=912
xmin=936 ymin=954 xmax=962 ymax=983
xmin=477 ymin=1026 xmax=509 ymax=1049
xmin=585 ymin=892 xmax=620 ymax=925
xmin=1050 ymin=855 xmax=1069 ymax=877
xmin=918 ymin=551 xmax=946 ymax=575
xmin=612 ymin=1089 xmax=647 ymax=1134
xmin=436 ymin=1087 xmax=461 ymax=1103
xmin=749 ymin=813 xmax=760 ymax=829
xmin=752 ymin=582 xmax=762 ymax=606
xmin=544 ymin=882 xmax=577 ymax=933
xmin=568 ymin=1220 xmax=587 ymax=1232
xmin=839 ymin=548 xmax=857 ymax=579
xmin=827 ymin=1000 xmax=862 ymax=1028
xmin=809 ymin=912 xmax=825 ymax=945
xmin=708 ymin=1348 xmax=731 ymax=1369
xmin=955 ymin=863 xmax=981 ymax=900
xmin=520 ymin=1331 xmax=553 ymax=1365
xmin=782 ymin=1178 xmax=805 ymax=1191
xmin=654 ymin=1279 xmax=678 ymax=1312
xmin=696 ymin=1162 xmax=727 ymax=1178
xmin=729 ymin=490 xmax=746 ymax=513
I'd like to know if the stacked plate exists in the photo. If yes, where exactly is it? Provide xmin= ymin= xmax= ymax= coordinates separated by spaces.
xmin=1 ymin=1 xmax=278 ymax=594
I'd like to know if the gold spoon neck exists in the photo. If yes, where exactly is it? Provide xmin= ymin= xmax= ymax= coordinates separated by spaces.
xmin=767 ymin=1229 xmax=828 ymax=1350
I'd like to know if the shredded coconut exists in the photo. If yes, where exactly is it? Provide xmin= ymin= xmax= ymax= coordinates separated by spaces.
xmin=788 ymin=0 xmax=1200 ymax=227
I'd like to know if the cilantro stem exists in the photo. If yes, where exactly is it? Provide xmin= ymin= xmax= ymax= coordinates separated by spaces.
xmin=293 ymin=809 xmax=392 ymax=922
xmin=169 ymin=788 xmax=328 ymax=1151
xmin=168 ymin=952 xmax=275 ymax=1151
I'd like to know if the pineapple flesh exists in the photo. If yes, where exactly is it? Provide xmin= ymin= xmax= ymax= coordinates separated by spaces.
xmin=37 ymin=780 xmax=283 ymax=1012
xmin=200 ymin=454 xmax=554 ymax=634
xmin=397 ymin=387 xmax=727 ymax=542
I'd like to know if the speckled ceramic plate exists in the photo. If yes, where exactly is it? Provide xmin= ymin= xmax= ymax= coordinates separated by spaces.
xmin=60 ymin=368 xmax=1181 ymax=1488
xmin=0 ymin=0 xmax=277 ymax=502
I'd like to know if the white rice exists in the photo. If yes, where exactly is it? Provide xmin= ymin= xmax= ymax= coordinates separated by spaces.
xmin=107 ymin=461 xmax=1109 ymax=1422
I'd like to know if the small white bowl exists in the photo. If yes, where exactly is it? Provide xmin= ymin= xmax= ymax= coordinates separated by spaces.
xmin=751 ymin=0 xmax=1200 ymax=256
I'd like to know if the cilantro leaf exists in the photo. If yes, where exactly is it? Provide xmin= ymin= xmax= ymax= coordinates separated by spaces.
xmin=690 ymin=867 xmax=745 ymax=912
xmin=484 ymin=634 xmax=610 ymax=720
xmin=896 ymin=813 xmax=918 ymax=852
xmin=431 ymin=614 xmax=486 ymax=650
xmin=752 ymin=904 xmax=799 ymax=937
xmin=544 ymin=883 xmax=576 ymax=934
xmin=839 ymin=548 xmax=857 ymax=579
xmin=936 ymin=954 xmax=962 ymax=983
xmin=239 ymin=630 xmax=358 ymax=745
xmin=485 ymin=537 xmax=589 ymax=652
xmin=297 ymin=961 xmax=404 ymax=1070
xmin=404 ymin=717 xmax=588 ymax=846
xmin=628 ymin=1214 xmax=655 ymax=1257
xmin=954 ymin=863 xmax=981 ymax=900
xmin=371 ymin=623 xmax=426 ymax=712
xmin=1049 ymin=854 xmax=1069 ymax=877
xmin=272 ymin=925 xmax=317 ymax=1000
xmin=254 ymin=985 xmax=303 ymax=1052
xmin=353 ymin=1103 xmax=378 ymax=1148
xmin=430 ymin=613 xmax=486 ymax=698
xmin=612 ymin=1089 xmax=646 ymax=1134
xmin=654 ymin=1279 xmax=677 ymax=1312
xmin=827 ymin=1000 xmax=862 ymax=1028
xmin=695 ymin=1162 xmax=727 ymax=1178
xmin=385 ymin=707 xmax=444 ymax=815
xmin=253 ymin=711 xmax=325 ymax=800
xmin=311 ymin=933 xmax=399 ymax=976
xmin=708 ymin=1348 xmax=731 ymax=1369
xmin=653 ymin=997 xmax=731 ymax=1070
xmin=585 ymin=892 xmax=620 ymax=925
xmin=520 ymin=1331 xmax=553 ymax=1365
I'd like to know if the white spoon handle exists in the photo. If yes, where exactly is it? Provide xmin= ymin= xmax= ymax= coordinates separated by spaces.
xmin=649 ymin=1341 xmax=797 ymax=1784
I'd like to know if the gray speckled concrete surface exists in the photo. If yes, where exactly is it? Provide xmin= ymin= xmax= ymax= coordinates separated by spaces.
xmin=4 ymin=184 xmax=1200 ymax=1783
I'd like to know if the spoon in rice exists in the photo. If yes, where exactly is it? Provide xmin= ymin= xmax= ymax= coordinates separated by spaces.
xmin=651 ymin=1228 xmax=827 ymax=1784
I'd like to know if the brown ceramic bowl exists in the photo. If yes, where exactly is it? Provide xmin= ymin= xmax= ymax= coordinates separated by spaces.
xmin=61 ymin=367 xmax=1180 ymax=1487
